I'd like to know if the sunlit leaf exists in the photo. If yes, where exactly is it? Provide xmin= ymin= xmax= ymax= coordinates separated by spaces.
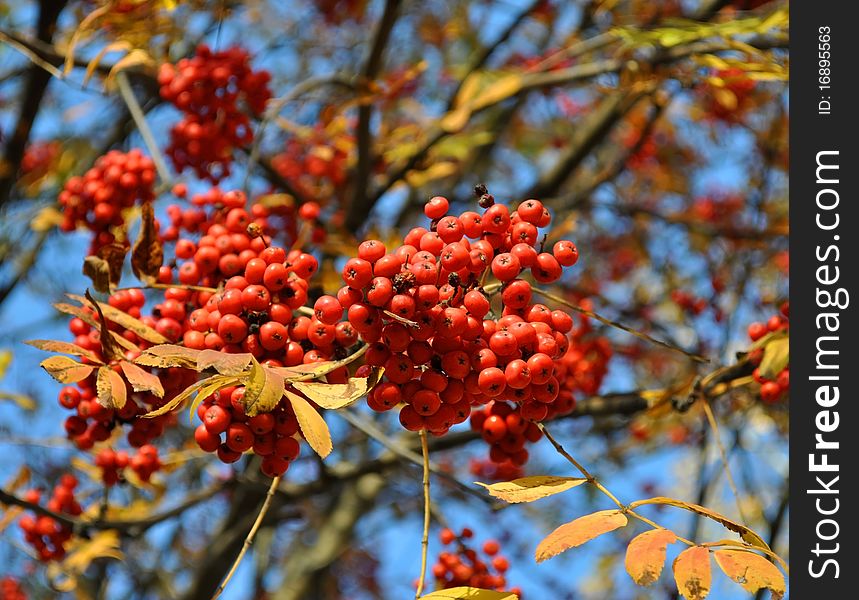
xmin=419 ymin=587 xmax=519 ymax=599
xmin=625 ymin=529 xmax=677 ymax=586
xmin=135 ymin=344 xmax=201 ymax=369
xmin=628 ymin=497 xmax=770 ymax=551
xmin=286 ymin=391 xmax=332 ymax=458
xmin=475 ymin=476 xmax=587 ymax=503
xmin=291 ymin=366 xmax=383 ymax=410
xmin=673 ymin=546 xmax=711 ymax=600
xmin=40 ymin=356 xmax=95 ymax=384
xmin=758 ymin=337 xmax=789 ymax=379
xmin=241 ymin=358 xmax=285 ymax=416
xmin=68 ymin=293 xmax=168 ymax=345
xmin=714 ymin=550 xmax=785 ymax=599
xmin=96 ymin=366 xmax=127 ymax=409
xmin=25 ymin=339 xmax=102 ymax=363
xmin=119 ymin=360 xmax=164 ymax=397
xmin=535 ymin=510 xmax=628 ymax=563
xmin=197 ymin=349 xmax=253 ymax=376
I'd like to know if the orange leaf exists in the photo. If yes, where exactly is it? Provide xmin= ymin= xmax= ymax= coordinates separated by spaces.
xmin=535 ymin=510 xmax=628 ymax=563
xmin=40 ymin=356 xmax=95 ymax=384
xmin=673 ymin=546 xmax=711 ymax=600
xmin=475 ymin=476 xmax=586 ymax=504
xmin=625 ymin=529 xmax=677 ymax=586
xmin=119 ymin=361 xmax=164 ymax=397
xmin=95 ymin=366 xmax=127 ymax=409
xmin=713 ymin=550 xmax=785 ymax=599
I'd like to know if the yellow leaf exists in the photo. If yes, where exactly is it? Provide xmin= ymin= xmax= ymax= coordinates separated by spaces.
xmin=628 ymin=497 xmax=770 ymax=551
xmin=0 ymin=350 xmax=11 ymax=379
xmin=625 ymin=529 xmax=677 ymax=586
xmin=758 ymin=337 xmax=789 ymax=379
xmin=25 ymin=339 xmax=102 ymax=363
xmin=84 ymin=40 xmax=131 ymax=85
xmin=30 ymin=206 xmax=64 ymax=232
xmin=119 ymin=360 xmax=164 ymax=397
xmin=673 ymin=546 xmax=711 ymax=600
xmin=472 ymin=74 xmax=522 ymax=111
xmin=40 ymin=356 xmax=95 ymax=384
xmin=713 ymin=550 xmax=785 ymax=599
xmin=106 ymin=49 xmax=155 ymax=88
xmin=475 ymin=476 xmax=587 ymax=504
xmin=286 ymin=391 xmax=332 ymax=458
xmin=535 ymin=510 xmax=628 ymax=563
xmin=450 ymin=72 xmax=483 ymax=109
xmin=67 ymin=294 xmax=168 ymax=344
xmin=134 ymin=344 xmax=200 ymax=369
xmin=440 ymin=107 xmax=472 ymax=134
xmin=96 ymin=366 xmax=127 ymax=409
xmin=196 ymin=349 xmax=253 ymax=376
xmin=142 ymin=374 xmax=237 ymax=419
xmin=291 ymin=367 xmax=384 ymax=410
xmin=82 ymin=255 xmax=112 ymax=293
xmin=272 ymin=345 xmax=369 ymax=382
xmin=187 ymin=375 xmax=241 ymax=421
xmin=406 ymin=161 xmax=459 ymax=188
xmin=0 ymin=391 xmax=37 ymax=410
xmin=419 ymin=587 xmax=519 ymax=599
xmin=241 ymin=359 xmax=285 ymax=416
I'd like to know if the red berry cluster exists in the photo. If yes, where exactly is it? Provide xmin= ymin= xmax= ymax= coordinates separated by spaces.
xmin=469 ymin=401 xmax=543 ymax=466
xmin=194 ymin=386 xmax=302 ymax=477
xmin=670 ymin=290 xmax=708 ymax=317
xmin=18 ymin=475 xmax=82 ymax=562
xmin=158 ymin=45 xmax=272 ymax=182
xmin=431 ymin=528 xmax=520 ymax=597
xmin=302 ymin=190 xmax=582 ymax=464
xmin=94 ymin=445 xmax=162 ymax=485
xmin=20 ymin=140 xmax=60 ymax=181
xmin=0 ymin=577 xmax=27 ymax=600
xmin=748 ymin=303 xmax=789 ymax=404
xmin=271 ymin=131 xmax=351 ymax=208
xmin=57 ymin=149 xmax=156 ymax=253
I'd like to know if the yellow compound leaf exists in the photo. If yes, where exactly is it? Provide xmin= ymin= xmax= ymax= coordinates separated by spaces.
xmin=419 ymin=587 xmax=519 ymax=599
xmin=535 ymin=510 xmax=628 ymax=563
xmin=241 ymin=359 xmax=285 ymax=416
xmin=119 ymin=360 xmax=164 ymax=397
xmin=673 ymin=546 xmax=711 ymax=600
xmin=475 ymin=476 xmax=587 ymax=504
xmin=291 ymin=366 xmax=384 ymax=410
xmin=628 ymin=497 xmax=770 ymax=551
xmin=286 ymin=391 xmax=332 ymax=458
xmin=187 ymin=375 xmax=242 ymax=421
xmin=713 ymin=550 xmax=785 ymax=599
xmin=196 ymin=349 xmax=253 ymax=376
xmin=25 ymin=339 xmax=102 ymax=363
xmin=134 ymin=344 xmax=201 ymax=369
xmin=625 ymin=529 xmax=677 ymax=586
xmin=40 ymin=356 xmax=95 ymax=384
xmin=96 ymin=366 xmax=127 ymax=409
xmin=273 ymin=345 xmax=368 ymax=382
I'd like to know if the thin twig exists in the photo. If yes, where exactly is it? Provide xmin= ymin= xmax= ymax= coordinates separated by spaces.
xmin=115 ymin=71 xmax=172 ymax=185
xmin=210 ymin=475 xmax=282 ymax=600
xmin=415 ymin=429 xmax=431 ymax=600
xmin=531 ymin=287 xmax=709 ymax=363
xmin=701 ymin=399 xmax=747 ymax=524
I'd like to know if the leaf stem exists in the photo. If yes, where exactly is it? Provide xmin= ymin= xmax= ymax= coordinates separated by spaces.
xmin=211 ymin=475 xmax=281 ymax=600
